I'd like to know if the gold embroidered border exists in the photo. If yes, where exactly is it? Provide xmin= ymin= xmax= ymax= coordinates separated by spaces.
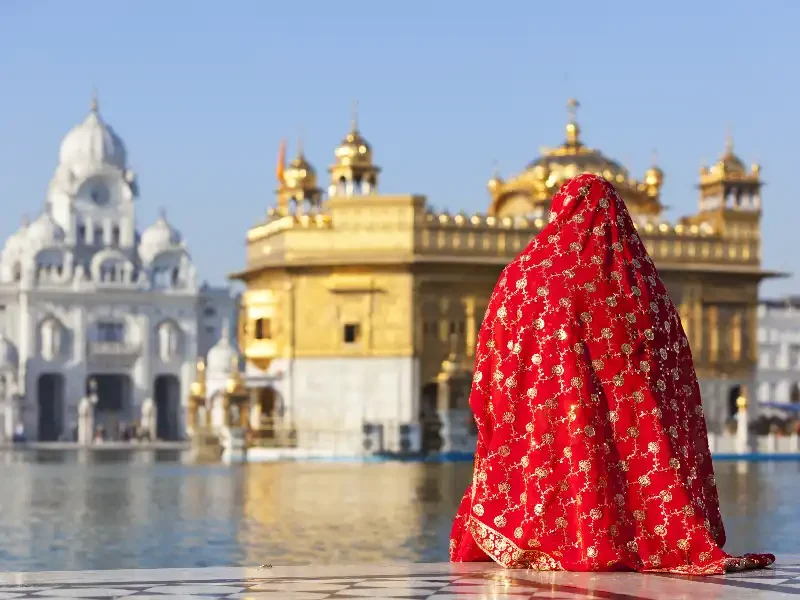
xmin=468 ymin=515 xmax=563 ymax=570
xmin=644 ymin=554 xmax=775 ymax=576
xmin=468 ymin=514 xmax=773 ymax=576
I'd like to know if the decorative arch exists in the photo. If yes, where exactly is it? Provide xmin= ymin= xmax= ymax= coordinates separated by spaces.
xmin=90 ymin=248 xmax=132 ymax=283
xmin=155 ymin=318 xmax=183 ymax=362
xmin=38 ymin=315 xmax=68 ymax=361
xmin=150 ymin=249 xmax=189 ymax=289
xmin=791 ymin=382 xmax=800 ymax=404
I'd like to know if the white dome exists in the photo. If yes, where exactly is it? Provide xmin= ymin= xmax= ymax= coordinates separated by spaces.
xmin=58 ymin=98 xmax=126 ymax=171
xmin=0 ymin=335 xmax=19 ymax=369
xmin=206 ymin=320 xmax=237 ymax=376
xmin=139 ymin=213 xmax=182 ymax=264
xmin=27 ymin=211 xmax=65 ymax=250
xmin=1 ymin=220 xmax=30 ymax=261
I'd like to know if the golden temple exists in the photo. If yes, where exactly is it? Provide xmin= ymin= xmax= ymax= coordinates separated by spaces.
xmin=228 ymin=100 xmax=778 ymax=452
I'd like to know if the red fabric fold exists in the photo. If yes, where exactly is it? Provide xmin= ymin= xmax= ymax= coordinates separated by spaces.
xmin=449 ymin=174 xmax=774 ymax=575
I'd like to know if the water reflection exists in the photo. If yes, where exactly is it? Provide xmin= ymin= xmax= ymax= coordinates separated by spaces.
xmin=0 ymin=451 xmax=790 ymax=571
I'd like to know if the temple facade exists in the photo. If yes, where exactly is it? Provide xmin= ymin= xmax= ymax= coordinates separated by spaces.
xmin=232 ymin=101 xmax=779 ymax=456
xmin=0 ymin=97 xmax=236 ymax=443
xmin=756 ymin=297 xmax=800 ymax=405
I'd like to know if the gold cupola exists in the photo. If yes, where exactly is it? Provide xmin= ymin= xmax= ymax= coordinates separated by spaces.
xmin=644 ymin=150 xmax=665 ymax=197
xmin=328 ymin=102 xmax=381 ymax=197
xmin=276 ymin=140 xmax=323 ymax=216
xmin=488 ymin=99 xmax=665 ymax=218
xmin=695 ymin=131 xmax=762 ymax=219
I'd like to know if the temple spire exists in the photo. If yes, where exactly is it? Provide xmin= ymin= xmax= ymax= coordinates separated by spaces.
xmin=351 ymin=100 xmax=359 ymax=132
xmin=566 ymin=98 xmax=581 ymax=146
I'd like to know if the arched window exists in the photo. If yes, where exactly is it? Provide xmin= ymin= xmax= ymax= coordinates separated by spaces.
xmin=40 ymin=318 xmax=64 ymax=361
xmin=157 ymin=321 xmax=181 ymax=362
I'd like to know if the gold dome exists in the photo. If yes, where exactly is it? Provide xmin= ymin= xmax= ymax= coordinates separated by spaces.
xmin=332 ymin=101 xmax=375 ymax=168
xmin=698 ymin=133 xmax=760 ymax=187
xmin=488 ymin=99 xmax=664 ymax=217
xmin=644 ymin=151 xmax=664 ymax=195
xmin=710 ymin=134 xmax=746 ymax=175
xmin=524 ymin=99 xmax=631 ymax=189
xmin=283 ymin=150 xmax=319 ymax=189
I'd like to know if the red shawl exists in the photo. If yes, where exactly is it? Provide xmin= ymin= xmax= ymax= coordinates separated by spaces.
xmin=449 ymin=174 xmax=774 ymax=575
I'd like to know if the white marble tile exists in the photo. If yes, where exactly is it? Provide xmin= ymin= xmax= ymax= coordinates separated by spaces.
xmin=428 ymin=595 xmax=539 ymax=600
xmin=31 ymin=590 xmax=136 ymax=598
xmin=124 ymin=597 xmax=225 ymax=600
xmin=143 ymin=584 xmax=245 ymax=595
xmin=332 ymin=589 xmax=436 ymax=598
xmin=246 ymin=583 xmax=349 ymax=592
xmin=228 ymin=594 xmax=328 ymax=600
xmin=0 ymin=594 xmax=24 ymax=600
xmin=353 ymin=579 xmax=446 ymax=588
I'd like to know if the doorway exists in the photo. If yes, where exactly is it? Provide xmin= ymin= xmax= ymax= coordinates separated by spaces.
xmin=37 ymin=373 xmax=65 ymax=441
xmin=88 ymin=374 xmax=132 ymax=440
xmin=154 ymin=374 xmax=181 ymax=441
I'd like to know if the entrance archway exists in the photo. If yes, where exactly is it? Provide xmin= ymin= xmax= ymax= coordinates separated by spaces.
xmin=88 ymin=374 xmax=133 ymax=440
xmin=154 ymin=374 xmax=181 ymax=441
xmin=38 ymin=373 xmax=65 ymax=441
xmin=728 ymin=384 xmax=742 ymax=419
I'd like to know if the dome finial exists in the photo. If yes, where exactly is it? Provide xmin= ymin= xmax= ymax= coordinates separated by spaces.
xmin=90 ymin=89 xmax=99 ymax=114
xmin=566 ymin=98 xmax=581 ymax=145
xmin=158 ymin=206 xmax=167 ymax=220
xmin=297 ymin=129 xmax=304 ymax=158
xmin=351 ymin=100 xmax=359 ymax=132
xmin=651 ymin=148 xmax=658 ymax=167
xmin=725 ymin=123 xmax=734 ymax=154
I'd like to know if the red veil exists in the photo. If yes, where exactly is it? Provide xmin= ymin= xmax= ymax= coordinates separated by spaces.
xmin=449 ymin=174 xmax=774 ymax=575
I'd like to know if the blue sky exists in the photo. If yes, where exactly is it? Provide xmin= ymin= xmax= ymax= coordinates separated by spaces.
xmin=0 ymin=0 xmax=797 ymax=295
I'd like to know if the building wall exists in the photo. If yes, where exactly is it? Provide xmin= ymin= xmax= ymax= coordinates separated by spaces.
xmin=11 ymin=291 xmax=199 ymax=440
xmin=757 ymin=298 xmax=800 ymax=405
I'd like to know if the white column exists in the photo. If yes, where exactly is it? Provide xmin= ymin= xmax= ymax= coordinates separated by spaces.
xmin=735 ymin=395 xmax=750 ymax=454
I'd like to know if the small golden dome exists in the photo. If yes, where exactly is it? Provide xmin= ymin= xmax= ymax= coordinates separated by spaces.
xmin=645 ymin=152 xmax=664 ymax=188
xmin=334 ymin=128 xmax=373 ymax=167
xmin=333 ymin=101 xmax=374 ymax=168
xmin=645 ymin=165 xmax=663 ymax=186
xmin=712 ymin=133 xmax=746 ymax=175
xmin=284 ymin=151 xmax=318 ymax=189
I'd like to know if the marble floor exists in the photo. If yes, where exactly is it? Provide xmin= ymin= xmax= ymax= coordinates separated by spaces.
xmin=0 ymin=559 xmax=798 ymax=599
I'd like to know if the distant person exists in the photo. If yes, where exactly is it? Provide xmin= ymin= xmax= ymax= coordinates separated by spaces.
xmin=12 ymin=423 xmax=25 ymax=444
xmin=449 ymin=174 xmax=774 ymax=575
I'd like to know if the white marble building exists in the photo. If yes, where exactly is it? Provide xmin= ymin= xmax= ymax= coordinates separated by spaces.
xmin=757 ymin=297 xmax=800 ymax=405
xmin=0 ymin=97 xmax=235 ymax=442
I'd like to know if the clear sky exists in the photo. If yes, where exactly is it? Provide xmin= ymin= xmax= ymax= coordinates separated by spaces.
xmin=0 ymin=0 xmax=797 ymax=295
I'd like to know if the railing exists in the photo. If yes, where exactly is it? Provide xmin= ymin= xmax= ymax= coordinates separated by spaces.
xmin=86 ymin=341 xmax=141 ymax=357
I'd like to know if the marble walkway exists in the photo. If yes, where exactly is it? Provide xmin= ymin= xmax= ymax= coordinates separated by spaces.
xmin=0 ymin=558 xmax=798 ymax=599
